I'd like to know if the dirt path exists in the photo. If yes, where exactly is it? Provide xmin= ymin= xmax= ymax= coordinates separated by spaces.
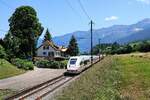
xmin=0 ymin=67 xmax=66 ymax=91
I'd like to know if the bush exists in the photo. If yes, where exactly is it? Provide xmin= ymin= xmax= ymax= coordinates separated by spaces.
xmin=60 ymin=60 xmax=68 ymax=69
xmin=51 ymin=61 xmax=60 ymax=69
xmin=36 ymin=60 xmax=67 ymax=69
xmin=11 ymin=58 xmax=34 ymax=70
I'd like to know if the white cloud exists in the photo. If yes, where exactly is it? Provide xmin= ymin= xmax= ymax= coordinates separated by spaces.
xmin=136 ymin=0 xmax=150 ymax=4
xmin=105 ymin=16 xmax=118 ymax=21
xmin=133 ymin=28 xmax=143 ymax=32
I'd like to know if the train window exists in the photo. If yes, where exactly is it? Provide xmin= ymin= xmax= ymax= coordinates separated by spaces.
xmin=84 ymin=60 xmax=88 ymax=65
xmin=70 ymin=59 xmax=77 ymax=65
xmin=80 ymin=61 xmax=84 ymax=65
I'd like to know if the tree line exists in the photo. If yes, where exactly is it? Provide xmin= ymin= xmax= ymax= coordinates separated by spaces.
xmin=93 ymin=40 xmax=150 ymax=55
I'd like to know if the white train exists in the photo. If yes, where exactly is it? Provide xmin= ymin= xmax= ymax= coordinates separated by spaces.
xmin=67 ymin=55 xmax=99 ymax=74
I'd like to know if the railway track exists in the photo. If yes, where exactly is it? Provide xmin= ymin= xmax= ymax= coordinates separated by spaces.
xmin=5 ymin=58 xmax=101 ymax=100
xmin=19 ymin=76 xmax=73 ymax=100
xmin=5 ymin=75 xmax=74 ymax=100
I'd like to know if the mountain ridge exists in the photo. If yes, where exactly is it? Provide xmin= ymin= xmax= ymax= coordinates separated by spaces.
xmin=38 ymin=18 xmax=150 ymax=52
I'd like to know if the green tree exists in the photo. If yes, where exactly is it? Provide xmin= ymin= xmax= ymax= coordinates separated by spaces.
xmin=8 ymin=6 xmax=44 ymax=58
xmin=92 ymin=43 xmax=113 ymax=54
xmin=0 ymin=38 xmax=4 ymax=47
xmin=0 ymin=44 xmax=7 ymax=59
xmin=43 ymin=28 xmax=52 ymax=42
xmin=116 ymin=45 xmax=132 ymax=54
xmin=125 ymin=44 xmax=132 ymax=53
xmin=111 ymin=42 xmax=120 ymax=54
xmin=67 ymin=35 xmax=79 ymax=56
xmin=138 ymin=41 xmax=150 ymax=52
xmin=3 ymin=32 xmax=20 ymax=60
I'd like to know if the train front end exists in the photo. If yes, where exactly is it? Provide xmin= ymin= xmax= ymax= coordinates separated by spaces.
xmin=67 ymin=57 xmax=81 ymax=74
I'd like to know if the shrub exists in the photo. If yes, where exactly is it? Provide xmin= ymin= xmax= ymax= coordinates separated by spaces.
xmin=51 ymin=61 xmax=60 ymax=69
xmin=11 ymin=58 xmax=34 ymax=70
xmin=35 ymin=60 xmax=48 ymax=68
xmin=36 ymin=60 xmax=67 ymax=69
xmin=60 ymin=60 xmax=68 ymax=69
xmin=60 ymin=62 xmax=67 ymax=69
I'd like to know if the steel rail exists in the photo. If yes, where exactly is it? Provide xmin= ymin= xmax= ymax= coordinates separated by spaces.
xmin=19 ymin=76 xmax=67 ymax=100
xmin=5 ymin=75 xmax=64 ymax=100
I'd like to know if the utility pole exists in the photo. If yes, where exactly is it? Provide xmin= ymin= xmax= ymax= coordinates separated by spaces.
xmin=99 ymin=38 xmax=101 ymax=61
xmin=90 ymin=20 xmax=94 ymax=65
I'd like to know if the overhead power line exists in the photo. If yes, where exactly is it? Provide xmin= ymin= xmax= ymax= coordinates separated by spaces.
xmin=65 ymin=0 xmax=82 ymax=18
xmin=77 ymin=0 xmax=91 ymax=20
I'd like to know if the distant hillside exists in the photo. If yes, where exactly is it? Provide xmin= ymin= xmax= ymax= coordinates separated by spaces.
xmin=38 ymin=18 xmax=150 ymax=52
xmin=117 ymin=27 xmax=150 ymax=44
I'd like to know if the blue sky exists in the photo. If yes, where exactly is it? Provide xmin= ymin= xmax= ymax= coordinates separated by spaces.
xmin=1 ymin=0 xmax=150 ymax=38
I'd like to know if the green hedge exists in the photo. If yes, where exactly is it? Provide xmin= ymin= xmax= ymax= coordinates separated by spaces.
xmin=11 ymin=58 xmax=34 ymax=70
xmin=36 ymin=60 xmax=67 ymax=69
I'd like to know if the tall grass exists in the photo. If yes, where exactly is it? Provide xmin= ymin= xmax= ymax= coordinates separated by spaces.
xmin=57 ymin=57 xmax=121 ymax=100
xmin=56 ymin=54 xmax=150 ymax=100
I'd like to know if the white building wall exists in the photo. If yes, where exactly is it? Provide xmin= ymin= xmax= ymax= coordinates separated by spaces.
xmin=37 ymin=46 xmax=61 ymax=57
xmin=55 ymin=51 xmax=61 ymax=57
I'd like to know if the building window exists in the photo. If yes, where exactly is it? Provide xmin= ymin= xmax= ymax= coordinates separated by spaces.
xmin=47 ymin=46 xmax=49 ymax=50
xmin=56 ymin=51 xmax=60 ymax=56
xmin=48 ymin=52 xmax=54 ymax=57
xmin=43 ymin=46 xmax=49 ymax=50
xmin=59 ymin=52 xmax=61 ymax=55
xmin=43 ymin=52 xmax=46 ymax=55
xmin=43 ymin=46 xmax=45 ymax=50
xmin=55 ymin=52 xmax=57 ymax=56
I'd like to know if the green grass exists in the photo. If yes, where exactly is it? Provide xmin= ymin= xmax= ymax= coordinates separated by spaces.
xmin=0 ymin=89 xmax=16 ymax=99
xmin=118 ymin=55 xmax=150 ymax=100
xmin=0 ymin=59 xmax=25 ymax=79
xmin=57 ymin=57 xmax=121 ymax=100
xmin=56 ymin=54 xmax=150 ymax=100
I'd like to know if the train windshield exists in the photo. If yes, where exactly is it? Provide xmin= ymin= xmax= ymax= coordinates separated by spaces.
xmin=70 ymin=58 xmax=77 ymax=65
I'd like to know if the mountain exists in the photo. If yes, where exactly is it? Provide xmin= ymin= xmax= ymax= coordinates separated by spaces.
xmin=38 ymin=18 xmax=150 ymax=52
xmin=117 ymin=28 xmax=150 ymax=44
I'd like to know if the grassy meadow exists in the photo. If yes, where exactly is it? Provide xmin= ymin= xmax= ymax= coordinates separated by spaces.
xmin=56 ymin=53 xmax=150 ymax=100
xmin=0 ymin=59 xmax=25 ymax=79
xmin=0 ymin=59 xmax=25 ymax=99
